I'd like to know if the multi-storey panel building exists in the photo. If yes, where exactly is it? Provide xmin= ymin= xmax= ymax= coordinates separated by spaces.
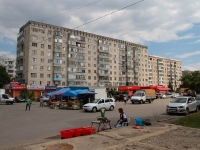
xmin=148 ymin=55 xmax=182 ymax=89
xmin=16 ymin=21 xmax=149 ymax=87
xmin=16 ymin=21 xmax=181 ymax=89
xmin=0 ymin=57 xmax=16 ymax=78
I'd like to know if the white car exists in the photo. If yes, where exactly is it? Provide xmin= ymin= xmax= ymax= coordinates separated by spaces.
xmin=83 ymin=98 xmax=115 ymax=112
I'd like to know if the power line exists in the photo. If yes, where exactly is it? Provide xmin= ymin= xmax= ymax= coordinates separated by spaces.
xmin=42 ymin=0 xmax=104 ymax=22
xmin=73 ymin=0 xmax=144 ymax=29
xmin=0 ymin=0 xmax=145 ymax=58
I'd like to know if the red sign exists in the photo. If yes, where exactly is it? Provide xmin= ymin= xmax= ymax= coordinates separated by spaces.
xmin=12 ymin=85 xmax=26 ymax=90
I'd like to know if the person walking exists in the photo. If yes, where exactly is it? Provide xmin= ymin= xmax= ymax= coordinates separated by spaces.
xmin=123 ymin=95 xmax=127 ymax=105
xmin=40 ymin=96 xmax=44 ymax=107
xmin=25 ymin=97 xmax=31 ymax=111
xmin=114 ymin=108 xmax=128 ymax=128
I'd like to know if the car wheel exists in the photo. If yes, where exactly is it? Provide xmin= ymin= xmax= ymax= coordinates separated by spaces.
xmin=92 ymin=107 xmax=97 ymax=112
xmin=131 ymin=102 xmax=134 ymax=104
xmin=84 ymin=110 xmax=88 ymax=112
xmin=149 ymin=100 xmax=151 ymax=103
xmin=110 ymin=106 xmax=114 ymax=111
xmin=139 ymin=100 xmax=142 ymax=104
xmin=143 ymin=101 xmax=145 ymax=104
xmin=196 ymin=106 xmax=199 ymax=112
xmin=10 ymin=102 xmax=13 ymax=105
xmin=6 ymin=101 xmax=9 ymax=105
xmin=185 ymin=108 xmax=189 ymax=115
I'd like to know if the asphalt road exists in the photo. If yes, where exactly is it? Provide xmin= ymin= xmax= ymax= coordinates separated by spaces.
xmin=0 ymin=98 xmax=172 ymax=147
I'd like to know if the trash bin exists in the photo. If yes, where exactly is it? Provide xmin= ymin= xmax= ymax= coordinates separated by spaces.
xmin=100 ymin=107 xmax=106 ymax=117
xmin=135 ymin=118 xmax=143 ymax=126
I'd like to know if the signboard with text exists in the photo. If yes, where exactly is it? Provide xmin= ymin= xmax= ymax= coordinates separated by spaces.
xmin=45 ymin=86 xmax=57 ymax=90
xmin=12 ymin=85 xmax=26 ymax=90
xmin=27 ymin=85 xmax=45 ymax=90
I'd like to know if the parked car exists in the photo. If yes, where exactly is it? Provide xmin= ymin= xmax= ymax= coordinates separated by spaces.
xmin=166 ymin=96 xmax=198 ymax=115
xmin=156 ymin=93 xmax=163 ymax=99
xmin=171 ymin=93 xmax=180 ymax=98
xmin=162 ymin=93 xmax=173 ymax=99
xmin=15 ymin=96 xmax=25 ymax=103
xmin=196 ymin=94 xmax=200 ymax=109
xmin=83 ymin=98 xmax=115 ymax=112
xmin=0 ymin=94 xmax=14 ymax=105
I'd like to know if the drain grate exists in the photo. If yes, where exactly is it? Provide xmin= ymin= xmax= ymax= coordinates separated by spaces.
xmin=46 ymin=143 xmax=74 ymax=150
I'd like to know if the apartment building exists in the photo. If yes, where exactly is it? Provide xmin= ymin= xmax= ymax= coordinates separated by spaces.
xmin=148 ymin=55 xmax=182 ymax=89
xmin=16 ymin=21 xmax=151 ymax=87
xmin=0 ymin=57 xmax=16 ymax=78
xmin=16 ymin=21 xmax=181 ymax=87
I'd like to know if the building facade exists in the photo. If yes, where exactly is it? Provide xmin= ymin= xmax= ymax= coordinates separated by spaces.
xmin=16 ymin=20 xmax=181 ymax=89
xmin=148 ymin=55 xmax=182 ymax=90
xmin=0 ymin=57 xmax=16 ymax=78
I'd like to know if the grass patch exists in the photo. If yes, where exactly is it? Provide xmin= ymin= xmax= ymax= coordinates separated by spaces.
xmin=174 ymin=112 xmax=200 ymax=129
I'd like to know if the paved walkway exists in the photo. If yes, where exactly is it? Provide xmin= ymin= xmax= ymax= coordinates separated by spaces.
xmin=23 ymin=122 xmax=200 ymax=150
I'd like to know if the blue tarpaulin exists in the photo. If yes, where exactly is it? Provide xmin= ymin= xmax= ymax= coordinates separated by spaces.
xmin=60 ymin=89 xmax=89 ymax=97
xmin=46 ymin=88 xmax=70 ymax=96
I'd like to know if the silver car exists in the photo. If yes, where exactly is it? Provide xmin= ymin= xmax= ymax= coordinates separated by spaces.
xmin=166 ymin=96 xmax=198 ymax=115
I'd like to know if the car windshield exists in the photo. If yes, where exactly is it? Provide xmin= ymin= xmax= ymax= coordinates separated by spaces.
xmin=6 ymin=94 xmax=11 ymax=98
xmin=134 ymin=93 xmax=141 ymax=96
xmin=171 ymin=98 xmax=187 ymax=103
xmin=91 ymin=99 xmax=100 ymax=103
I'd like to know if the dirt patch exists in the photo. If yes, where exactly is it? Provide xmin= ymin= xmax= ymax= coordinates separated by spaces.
xmin=140 ymin=127 xmax=200 ymax=150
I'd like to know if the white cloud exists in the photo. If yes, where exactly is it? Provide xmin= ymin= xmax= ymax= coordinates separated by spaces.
xmin=182 ymin=63 xmax=200 ymax=71
xmin=192 ymin=39 xmax=200 ymax=43
xmin=0 ymin=51 xmax=16 ymax=58
xmin=175 ymin=51 xmax=200 ymax=58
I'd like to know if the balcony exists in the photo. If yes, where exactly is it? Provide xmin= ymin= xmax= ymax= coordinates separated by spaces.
xmin=99 ymin=78 xmax=109 ymax=81
xmin=99 ymin=53 xmax=109 ymax=58
xmin=98 ymin=60 xmax=109 ymax=64
xmin=53 ymin=78 xmax=62 ymax=81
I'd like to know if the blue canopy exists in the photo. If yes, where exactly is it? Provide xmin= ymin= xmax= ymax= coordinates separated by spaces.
xmin=60 ymin=89 xmax=89 ymax=97
xmin=46 ymin=88 xmax=70 ymax=96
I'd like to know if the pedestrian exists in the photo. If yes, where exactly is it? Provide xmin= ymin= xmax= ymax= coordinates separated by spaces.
xmin=124 ymin=96 xmax=127 ymax=105
xmin=40 ymin=96 xmax=44 ymax=107
xmin=114 ymin=108 xmax=128 ymax=128
xmin=25 ymin=97 xmax=31 ymax=111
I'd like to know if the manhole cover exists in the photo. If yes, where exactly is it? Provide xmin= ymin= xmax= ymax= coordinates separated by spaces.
xmin=46 ymin=143 xmax=74 ymax=150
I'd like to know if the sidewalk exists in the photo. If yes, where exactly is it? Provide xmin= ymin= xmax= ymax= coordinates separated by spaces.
xmin=24 ymin=122 xmax=200 ymax=150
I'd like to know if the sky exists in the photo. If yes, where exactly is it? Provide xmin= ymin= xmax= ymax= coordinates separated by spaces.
xmin=0 ymin=0 xmax=200 ymax=71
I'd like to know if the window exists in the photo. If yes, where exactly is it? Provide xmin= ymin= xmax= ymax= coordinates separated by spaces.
xmin=31 ymin=73 xmax=37 ymax=78
xmin=94 ymin=52 xmax=96 ymax=55
xmin=32 ymin=43 xmax=37 ymax=47
xmin=48 ymin=45 xmax=51 ymax=49
xmin=47 ymin=74 xmax=51 ymax=78
xmin=88 ymin=76 xmax=91 ymax=80
xmin=40 ymin=66 xmax=44 ymax=70
xmin=32 ymin=50 xmax=37 ymax=55
xmin=32 ymin=35 xmax=38 ymax=40
xmin=32 ymin=58 xmax=37 ymax=62
xmin=40 ymin=59 xmax=44 ymax=63
xmin=47 ymin=67 xmax=51 ymax=71
xmin=105 ymin=99 xmax=110 ymax=103
xmin=41 ymin=37 xmax=45 ymax=41
xmin=40 ymin=73 xmax=44 ymax=78
xmin=47 ymin=81 xmax=50 ymax=84
xmin=94 ymin=76 xmax=96 ymax=80
xmin=48 ymin=59 xmax=52 ymax=63
xmin=41 ymin=51 xmax=44 ymax=56
xmin=62 ymin=68 xmax=66 ymax=71
xmin=88 ymin=63 xmax=91 ymax=67
xmin=62 ymin=82 xmax=65 ymax=86
xmin=62 ymin=61 xmax=65 ymax=64
xmin=110 ymin=71 xmax=112 ymax=74
xmin=62 ymin=47 xmax=66 ymax=51
xmin=40 ymin=81 xmax=43 ymax=85
xmin=94 ymin=46 xmax=96 ymax=49
xmin=114 ymin=44 xmax=116 ymax=47
xmin=48 ymin=38 xmax=51 ymax=42
xmin=88 ymin=39 xmax=91 ymax=42
xmin=88 ymin=45 xmax=91 ymax=49
xmin=48 ymin=52 xmax=51 ymax=56
xmin=94 ymin=70 xmax=96 ymax=73
xmin=48 ymin=30 xmax=52 ymax=35
xmin=110 ymin=77 xmax=112 ymax=80
xmin=31 ymin=65 xmax=37 ymax=69
xmin=94 ymin=64 xmax=96 ymax=67
xmin=62 ymin=54 xmax=65 ymax=57
xmin=41 ymin=44 xmax=44 ymax=48
xmin=88 ymin=51 xmax=91 ymax=54
xmin=94 ymin=58 xmax=96 ymax=61
xmin=88 ymin=70 xmax=91 ymax=73
xmin=88 ymin=57 xmax=91 ymax=61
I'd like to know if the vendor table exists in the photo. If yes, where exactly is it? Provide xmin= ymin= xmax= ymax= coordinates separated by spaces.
xmin=91 ymin=119 xmax=112 ymax=132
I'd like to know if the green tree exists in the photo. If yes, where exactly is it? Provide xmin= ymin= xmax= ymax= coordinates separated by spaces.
xmin=168 ymin=82 xmax=174 ymax=92
xmin=0 ymin=65 xmax=10 ymax=88
xmin=20 ymin=89 xmax=35 ymax=101
xmin=180 ymin=72 xmax=200 ymax=93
